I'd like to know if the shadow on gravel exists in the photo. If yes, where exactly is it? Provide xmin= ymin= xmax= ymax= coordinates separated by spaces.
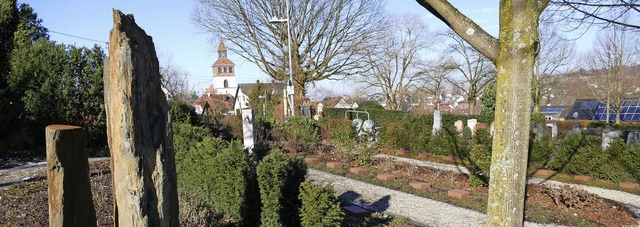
xmin=338 ymin=190 xmax=391 ymax=212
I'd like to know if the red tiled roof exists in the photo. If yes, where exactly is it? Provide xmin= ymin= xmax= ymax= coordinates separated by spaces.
xmin=214 ymin=58 xmax=234 ymax=65
xmin=193 ymin=93 xmax=235 ymax=115
xmin=218 ymin=41 xmax=227 ymax=52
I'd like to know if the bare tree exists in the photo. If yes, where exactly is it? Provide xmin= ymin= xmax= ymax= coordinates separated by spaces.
xmin=414 ymin=59 xmax=456 ymax=109
xmin=354 ymin=14 xmax=431 ymax=110
xmin=546 ymin=1 xmax=640 ymax=31
xmin=415 ymin=0 xmax=639 ymax=225
xmin=192 ymin=0 xmax=384 ymax=96
xmin=442 ymin=31 xmax=496 ymax=115
xmin=160 ymin=59 xmax=192 ymax=103
xmin=532 ymin=21 xmax=576 ymax=112
xmin=584 ymin=24 xmax=639 ymax=123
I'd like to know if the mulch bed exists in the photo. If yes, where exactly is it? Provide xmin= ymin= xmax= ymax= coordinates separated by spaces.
xmin=306 ymin=149 xmax=638 ymax=227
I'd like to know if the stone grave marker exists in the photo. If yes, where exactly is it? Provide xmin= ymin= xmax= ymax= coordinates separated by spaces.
xmin=432 ymin=110 xmax=442 ymax=134
xmin=242 ymin=108 xmax=255 ymax=150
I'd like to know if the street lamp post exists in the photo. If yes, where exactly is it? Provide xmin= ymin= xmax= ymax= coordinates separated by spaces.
xmin=269 ymin=0 xmax=295 ymax=118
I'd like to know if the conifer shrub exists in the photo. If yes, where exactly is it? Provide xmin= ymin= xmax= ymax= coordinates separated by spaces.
xmin=299 ymin=182 xmax=344 ymax=227
xmin=211 ymin=141 xmax=253 ymax=223
xmin=528 ymin=134 xmax=555 ymax=170
xmin=257 ymin=150 xmax=307 ymax=227
xmin=317 ymin=118 xmax=357 ymax=145
xmin=283 ymin=116 xmax=320 ymax=152
xmin=173 ymin=122 xmax=227 ymax=206
xmin=380 ymin=121 xmax=411 ymax=150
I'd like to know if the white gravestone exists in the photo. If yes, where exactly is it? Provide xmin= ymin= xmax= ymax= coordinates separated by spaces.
xmin=454 ymin=120 xmax=464 ymax=135
xmin=432 ymin=110 xmax=442 ymax=134
xmin=467 ymin=119 xmax=478 ymax=135
xmin=242 ymin=109 xmax=256 ymax=151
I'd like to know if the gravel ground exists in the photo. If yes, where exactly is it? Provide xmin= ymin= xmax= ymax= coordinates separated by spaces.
xmin=0 ymin=157 xmax=109 ymax=190
xmin=307 ymin=168 xmax=563 ymax=227
xmin=375 ymin=154 xmax=640 ymax=224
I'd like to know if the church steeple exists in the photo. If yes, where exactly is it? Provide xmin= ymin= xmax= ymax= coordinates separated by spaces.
xmin=218 ymin=41 xmax=228 ymax=58
xmin=211 ymin=41 xmax=236 ymax=95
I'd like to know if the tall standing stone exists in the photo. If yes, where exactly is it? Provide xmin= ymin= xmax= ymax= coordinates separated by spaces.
xmin=467 ymin=119 xmax=477 ymax=135
xmin=432 ymin=110 xmax=442 ymax=135
xmin=104 ymin=10 xmax=179 ymax=227
xmin=46 ymin=125 xmax=96 ymax=227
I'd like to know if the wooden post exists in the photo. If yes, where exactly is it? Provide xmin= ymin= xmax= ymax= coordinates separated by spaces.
xmin=46 ymin=125 xmax=96 ymax=227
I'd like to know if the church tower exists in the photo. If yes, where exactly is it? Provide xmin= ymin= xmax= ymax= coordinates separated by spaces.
xmin=211 ymin=41 xmax=237 ymax=95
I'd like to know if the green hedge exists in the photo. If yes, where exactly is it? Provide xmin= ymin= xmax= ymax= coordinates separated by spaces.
xmin=317 ymin=118 xmax=357 ymax=145
xmin=211 ymin=141 xmax=254 ymax=223
xmin=257 ymin=150 xmax=307 ymax=227
xmin=322 ymin=108 xmax=406 ymax=128
xmin=547 ymin=134 xmax=638 ymax=183
xmin=299 ymin=182 xmax=344 ymax=227
xmin=173 ymin=123 xmax=227 ymax=206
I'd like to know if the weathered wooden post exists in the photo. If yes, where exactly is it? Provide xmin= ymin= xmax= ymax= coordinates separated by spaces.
xmin=104 ymin=9 xmax=179 ymax=226
xmin=46 ymin=125 xmax=96 ymax=227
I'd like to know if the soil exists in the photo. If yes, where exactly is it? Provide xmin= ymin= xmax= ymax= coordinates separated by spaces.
xmin=308 ymin=148 xmax=639 ymax=227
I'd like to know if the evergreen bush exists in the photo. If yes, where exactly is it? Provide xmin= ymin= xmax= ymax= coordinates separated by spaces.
xmin=299 ymin=182 xmax=344 ymax=227
xmin=211 ymin=141 xmax=253 ymax=223
xmin=257 ymin=150 xmax=307 ymax=227
xmin=528 ymin=134 xmax=555 ymax=169
xmin=283 ymin=116 xmax=320 ymax=152
xmin=173 ymin=123 xmax=227 ymax=206
xmin=169 ymin=100 xmax=199 ymax=125
xmin=317 ymin=118 xmax=356 ymax=145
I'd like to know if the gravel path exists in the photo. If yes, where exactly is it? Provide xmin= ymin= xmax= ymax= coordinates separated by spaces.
xmin=307 ymin=168 xmax=561 ymax=227
xmin=376 ymin=154 xmax=640 ymax=221
xmin=0 ymin=157 xmax=109 ymax=190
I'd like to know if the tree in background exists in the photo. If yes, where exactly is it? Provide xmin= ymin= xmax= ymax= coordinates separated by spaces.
xmin=2 ymin=3 xmax=107 ymax=150
xmin=0 ymin=0 xmax=19 ymax=139
xmin=355 ymin=14 xmax=432 ymax=110
xmin=414 ymin=59 xmax=456 ymax=110
xmin=193 ymin=0 xmax=385 ymax=96
xmin=160 ymin=58 xmax=193 ymax=103
xmin=532 ymin=19 xmax=576 ymax=112
xmin=247 ymin=81 xmax=280 ymax=118
xmin=584 ymin=24 xmax=639 ymax=123
xmin=441 ymin=30 xmax=496 ymax=115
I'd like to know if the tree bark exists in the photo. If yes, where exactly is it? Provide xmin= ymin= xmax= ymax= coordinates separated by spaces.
xmin=486 ymin=1 xmax=541 ymax=226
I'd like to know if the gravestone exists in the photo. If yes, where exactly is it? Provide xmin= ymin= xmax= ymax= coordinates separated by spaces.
xmin=432 ymin=110 xmax=442 ymax=134
xmin=454 ymin=120 xmax=464 ymax=134
xmin=467 ymin=119 xmax=477 ymax=135
xmin=104 ymin=10 xmax=179 ymax=226
xmin=602 ymin=126 xmax=620 ymax=150
xmin=534 ymin=122 xmax=545 ymax=141
xmin=46 ymin=125 xmax=96 ymax=227
xmin=626 ymin=131 xmax=640 ymax=146
xmin=242 ymin=109 xmax=256 ymax=150
xmin=566 ymin=122 xmax=582 ymax=135
xmin=545 ymin=123 xmax=558 ymax=139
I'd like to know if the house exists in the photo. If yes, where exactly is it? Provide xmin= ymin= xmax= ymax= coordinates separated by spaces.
xmin=323 ymin=97 xmax=358 ymax=109
xmin=565 ymin=98 xmax=640 ymax=121
xmin=233 ymin=81 xmax=284 ymax=113
xmin=193 ymin=93 xmax=235 ymax=115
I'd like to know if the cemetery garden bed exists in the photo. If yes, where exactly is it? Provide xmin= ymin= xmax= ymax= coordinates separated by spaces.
xmin=377 ymin=147 xmax=640 ymax=196
xmin=303 ymin=149 xmax=638 ymax=227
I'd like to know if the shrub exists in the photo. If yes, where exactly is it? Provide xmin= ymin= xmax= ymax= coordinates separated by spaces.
xmin=380 ymin=122 xmax=411 ymax=150
xmin=169 ymin=100 xmax=199 ymax=125
xmin=528 ymin=134 xmax=555 ymax=169
xmin=173 ymin=123 xmax=227 ymax=206
xmin=548 ymin=134 xmax=583 ymax=171
xmin=211 ymin=141 xmax=253 ymax=223
xmin=428 ymin=127 xmax=460 ymax=156
xmin=283 ymin=116 xmax=320 ymax=152
xmin=299 ymin=182 xmax=343 ymax=227
xmin=257 ymin=150 xmax=307 ymax=227
xmin=468 ymin=144 xmax=491 ymax=187
xmin=317 ymin=118 xmax=356 ymax=145
xmin=622 ymin=143 xmax=640 ymax=183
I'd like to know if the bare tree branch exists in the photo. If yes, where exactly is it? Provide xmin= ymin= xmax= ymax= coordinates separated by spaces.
xmin=192 ymin=0 xmax=385 ymax=96
xmin=415 ymin=0 xmax=499 ymax=62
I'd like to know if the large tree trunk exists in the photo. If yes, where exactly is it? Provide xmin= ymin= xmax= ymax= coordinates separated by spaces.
xmin=487 ymin=1 xmax=539 ymax=226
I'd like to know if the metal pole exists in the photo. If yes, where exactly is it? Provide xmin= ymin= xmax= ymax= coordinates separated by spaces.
xmin=286 ymin=0 xmax=295 ymax=116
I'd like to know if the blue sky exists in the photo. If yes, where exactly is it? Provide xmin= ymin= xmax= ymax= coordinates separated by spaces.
xmin=22 ymin=0 xmax=593 ymax=98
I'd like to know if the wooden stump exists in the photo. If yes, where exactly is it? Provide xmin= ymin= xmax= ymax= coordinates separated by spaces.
xmin=46 ymin=125 xmax=96 ymax=227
